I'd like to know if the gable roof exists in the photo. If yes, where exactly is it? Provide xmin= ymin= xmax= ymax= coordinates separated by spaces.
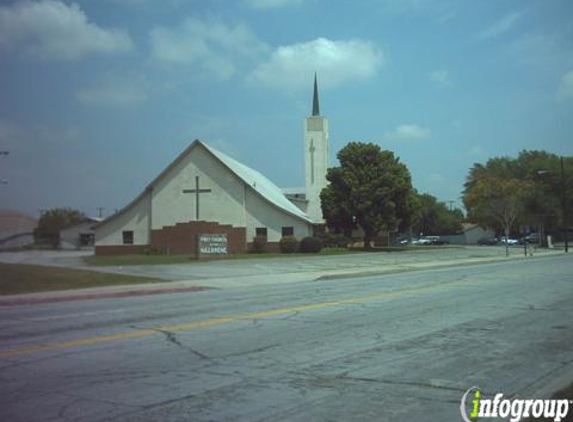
xmin=200 ymin=142 xmax=313 ymax=223
xmin=96 ymin=140 xmax=313 ymax=228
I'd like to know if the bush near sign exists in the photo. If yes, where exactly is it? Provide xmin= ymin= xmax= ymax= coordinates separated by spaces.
xmin=197 ymin=234 xmax=228 ymax=258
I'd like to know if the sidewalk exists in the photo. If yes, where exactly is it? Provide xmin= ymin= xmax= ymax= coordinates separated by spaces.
xmin=0 ymin=246 xmax=566 ymax=305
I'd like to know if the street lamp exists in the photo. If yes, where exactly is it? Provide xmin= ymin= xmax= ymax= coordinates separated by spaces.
xmin=538 ymin=157 xmax=569 ymax=253
xmin=560 ymin=157 xmax=569 ymax=253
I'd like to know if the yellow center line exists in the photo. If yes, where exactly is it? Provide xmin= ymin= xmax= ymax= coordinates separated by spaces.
xmin=0 ymin=279 xmax=462 ymax=358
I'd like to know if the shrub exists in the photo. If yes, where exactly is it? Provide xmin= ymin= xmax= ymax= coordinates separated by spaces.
xmin=279 ymin=236 xmax=298 ymax=253
xmin=144 ymin=245 xmax=164 ymax=255
xmin=321 ymin=233 xmax=351 ymax=248
xmin=252 ymin=235 xmax=267 ymax=253
xmin=299 ymin=236 xmax=323 ymax=253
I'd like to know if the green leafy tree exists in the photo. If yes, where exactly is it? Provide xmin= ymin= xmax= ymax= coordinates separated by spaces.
xmin=35 ymin=207 xmax=86 ymax=248
xmin=512 ymin=150 xmax=572 ymax=236
xmin=464 ymin=175 xmax=534 ymax=256
xmin=320 ymin=142 xmax=414 ymax=249
xmin=464 ymin=151 xmax=572 ymax=245
xmin=413 ymin=193 xmax=464 ymax=236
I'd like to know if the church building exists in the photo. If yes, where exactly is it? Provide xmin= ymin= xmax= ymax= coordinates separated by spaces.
xmin=94 ymin=76 xmax=329 ymax=255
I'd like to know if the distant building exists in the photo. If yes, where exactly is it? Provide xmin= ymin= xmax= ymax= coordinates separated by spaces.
xmin=0 ymin=209 xmax=37 ymax=250
xmin=59 ymin=217 xmax=102 ymax=250
xmin=440 ymin=223 xmax=496 ymax=245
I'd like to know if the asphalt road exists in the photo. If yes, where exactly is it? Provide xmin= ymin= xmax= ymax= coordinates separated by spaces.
xmin=1 ymin=255 xmax=572 ymax=421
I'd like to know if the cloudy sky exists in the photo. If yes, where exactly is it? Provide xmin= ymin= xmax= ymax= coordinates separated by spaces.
xmin=0 ymin=0 xmax=572 ymax=218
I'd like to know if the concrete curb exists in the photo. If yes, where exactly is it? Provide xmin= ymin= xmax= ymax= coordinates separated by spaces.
xmin=315 ymin=251 xmax=563 ymax=281
xmin=0 ymin=250 xmax=566 ymax=306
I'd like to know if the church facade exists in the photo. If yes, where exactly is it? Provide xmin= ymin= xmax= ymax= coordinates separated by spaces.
xmin=94 ymin=76 xmax=329 ymax=255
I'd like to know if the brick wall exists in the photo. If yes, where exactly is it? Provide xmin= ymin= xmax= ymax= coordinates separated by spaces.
xmin=151 ymin=221 xmax=246 ymax=255
xmin=95 ymin=245 xmax=146 ymax=256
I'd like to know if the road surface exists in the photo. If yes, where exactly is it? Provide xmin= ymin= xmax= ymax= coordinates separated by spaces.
xmin=1 ymin=255 xmax=572 ymax=421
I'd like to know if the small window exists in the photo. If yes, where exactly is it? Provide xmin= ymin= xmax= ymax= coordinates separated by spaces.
xmin=256 ymin=227 xmax=268 ymax=237
xmin=122 ymin=231 xmax=134 ymax=245
xmin=282 ymin=226 xmax=294 ymax=237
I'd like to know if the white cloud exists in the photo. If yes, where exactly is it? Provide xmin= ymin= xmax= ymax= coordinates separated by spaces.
xmin=556 ymin=70 xmax=573 ymax=101
xmin=0 ymin=0 xmax=133 ymax=60
xmin=476 ymin=11 xmax=525 ymax=41
xmin=247 ymin=0 xmax=304 ymax=9
xmin=383 ymin=124 xmax=431 ymax=141
xmin=77 ymin=78 xmax=148 ymax=106
xmin=150 ymin=17 xmax=268 ymax=80
xmin=429 ymin=69 xmax=450 ymax=87
xmin=250 ymin=37 xmax=383 ymax=91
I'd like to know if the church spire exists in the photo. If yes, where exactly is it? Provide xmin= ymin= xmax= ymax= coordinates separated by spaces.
xmin=312 ymin=73 xmax=320 ymax=116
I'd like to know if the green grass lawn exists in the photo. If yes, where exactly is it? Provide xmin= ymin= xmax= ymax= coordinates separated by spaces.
xmin=83 ymin=245 xmax=460 ymax=267
xmin=84 ymin=247 xmax=355 ymax=266
xmin=0 ymin=263 xmax=166 ymax=295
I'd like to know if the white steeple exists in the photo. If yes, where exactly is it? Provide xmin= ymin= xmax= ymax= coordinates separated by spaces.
xmin=304 ymin=73 xmax=329 ymax=223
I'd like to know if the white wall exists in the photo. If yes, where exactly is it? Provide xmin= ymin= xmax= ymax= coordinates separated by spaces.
xmin=246 ymin=188 xmax=312 ymax=242
xmin=304 ymin=116 xmax=329 ymax=223
xmin=95 ymin=193 xmax=151 ymax=245
xmin=60 ymin=221 xmax=94 ymax=249
xmin=151 ymin=146 xmax=247 ymax=230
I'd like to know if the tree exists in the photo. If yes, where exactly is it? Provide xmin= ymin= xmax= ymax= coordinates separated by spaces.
xmin=412 ymin=193 xmax=464 ymax=236
xmin=320 ymin=142 xmax=414 ymax=249
xmin=463 ymin=175 xmax=533 ymax=256
xmin=512 ymin=150 xmax=572 ymax=238
xmin=35 ymin=207 xmax=86 ymax=248
xmin=463 ymin=151 xmax=572 ymax=247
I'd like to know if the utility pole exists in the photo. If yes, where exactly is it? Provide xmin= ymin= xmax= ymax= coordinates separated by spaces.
xmin=561 ymin=157 xmax=569 ymax=253
xmin=0 ymin=150 xmax=8 ymax=186
xmin=96 ymin=207 xmax=105 ymax=218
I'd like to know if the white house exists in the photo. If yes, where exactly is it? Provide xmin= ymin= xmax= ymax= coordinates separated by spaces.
xmin=440 ymin=223 xmax=496 ymax=245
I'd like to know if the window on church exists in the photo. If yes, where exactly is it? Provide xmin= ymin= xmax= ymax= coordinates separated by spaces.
xmin=122 ymin=231 xmax=134 ymax=245
xmin=282 ymin=226 xmax=294 ymax=237
xmin=256 ymin=227 xmax=267 ymax=238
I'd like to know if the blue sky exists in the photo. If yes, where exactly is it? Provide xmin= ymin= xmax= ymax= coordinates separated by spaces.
xmin=0 ymin=0 xmax=572 ymax=218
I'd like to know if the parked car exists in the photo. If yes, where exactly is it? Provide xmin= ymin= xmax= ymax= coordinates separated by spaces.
xmin=413 ymin=236 xmax=449 ymax=245
xmin=520 ymin=233 xmax=540 ymax=244
xmin=412 ymin=237 xmax=432 ymax=245
xmin=477 ymin=237 xmax=498 ymax=245
xmin=500 ymin=237 xmax=519 ymax=245
xmin=394 ymin=237 xmax=410 ymax=245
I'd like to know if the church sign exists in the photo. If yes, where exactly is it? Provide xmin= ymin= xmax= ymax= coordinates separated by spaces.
xmin=197 ymin=234 xmax=228 ymax=258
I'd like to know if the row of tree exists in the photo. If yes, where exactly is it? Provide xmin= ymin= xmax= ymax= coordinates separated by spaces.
xmin=320 ymin=143 xmax=571 ymax=250
xmin=463 ymin=151 xmax=572 ymax=244
xmin=320 ymin=142 xmax=464 ymax=247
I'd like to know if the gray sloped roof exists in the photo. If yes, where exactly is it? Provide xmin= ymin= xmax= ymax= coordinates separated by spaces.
xmin=96 ymin=140 xmax=314 ymax=228
xmin=201 ymin=141 xmax=314 ymax=224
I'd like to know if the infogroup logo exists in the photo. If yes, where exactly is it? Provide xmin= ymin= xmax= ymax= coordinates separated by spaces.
xmin=460 ymin=386 xmax=571 ymax=422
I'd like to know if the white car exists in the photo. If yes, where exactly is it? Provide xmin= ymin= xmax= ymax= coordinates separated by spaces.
xmin=500 ymin=237 xmax=519 ymax=245
xmin=412 ymin=237 xmax=433 ymax=245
